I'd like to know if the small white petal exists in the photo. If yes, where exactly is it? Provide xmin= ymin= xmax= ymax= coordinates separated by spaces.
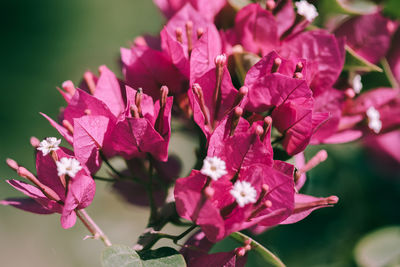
xmin=366 ymin=107 xmax=382 ymax=134
xmin=37 ymin=137 xmax=61 ymax=156
xmin=230 ymin=181 xmax=257 ymax=207
xmin=353 ymin=74 xmax=363 ymax=94
xmin=56 ymin=157 xmax=82 ymax=178
xmin=200 ymin=156 xmax=228 ymax=181
xmin=295 ymin=0 xmax=318 ymax=22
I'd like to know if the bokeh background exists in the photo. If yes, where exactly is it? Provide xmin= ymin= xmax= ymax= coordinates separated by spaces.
xmin=0 ymin=0 xmax=399 ymax=266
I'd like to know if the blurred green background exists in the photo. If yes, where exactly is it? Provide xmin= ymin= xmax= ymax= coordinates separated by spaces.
xmin=0 ymin=1 xmax=399 ymax=266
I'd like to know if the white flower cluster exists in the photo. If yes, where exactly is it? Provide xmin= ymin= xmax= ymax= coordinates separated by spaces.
xmin=366 ymin=106 xmax=382 ymax=134
xmin=295 ymin=0 xmax=318 ymax=22
xmin=56 ymin=157 xmax=82 ymax=178
xmin=37 ymin=137 xmax=61 ymax=156
xmin=230 ymin=180 xmax=257 ymax=207
xmin=200 ymin=156 xmax=227 ymax=181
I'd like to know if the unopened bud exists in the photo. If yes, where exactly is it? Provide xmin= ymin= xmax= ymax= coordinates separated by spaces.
xmin=62 ymin=80 xmax=76 ymax=95
xmin=215 ymin=54 xmax=227 ymax=67
xmin=83 ymin=71 xmax=96 ymax=95
xmin=235 ymin=247 xmax=247 ymax=257
xmin=294 ymin=72 xmax=303 ymax=79
xmin=204 ymin=186 xmax=215 ymax=199
xmin=345 ymin=88 xmax=356 ymax=99
xmin=266 ymin=0 xmax=275 ymax=11
xmin=272 ymin=58 xmax=282 ymax=73
xmin=30 ymin=136 xmax=40 ymax=148
xmin=6 ymin=158 xmax=19 ymax=171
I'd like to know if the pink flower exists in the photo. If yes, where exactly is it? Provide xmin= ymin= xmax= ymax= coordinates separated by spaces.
xmin=1 ymin=145 xmax=95 ymax=229
xmin=175 ymin=112 xmax=295 ymax=242
xmin=225 ymin=3 xmax=345 ymax=97
xmin=344 ymin=88 xmax=400 ymax=135
xmin=42 ymin=66 xmax=126 ymax=173
xmin=335 ymin=12 xmax=395 ymax=64
xmin=112 ymin=86 xmax=173 ymax=161
xmin=244 ymin=51 xmax=329 ymax=155
xmin=188 ymin=56 xmax=247 ymax=138
xmin=122 ymin=4 xmax=223 ymax=102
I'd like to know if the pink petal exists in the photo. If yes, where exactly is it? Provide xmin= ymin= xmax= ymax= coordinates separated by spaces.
xmin=0 ymin=198 xmax=54 ymax=214
xmin=280 ymin=30 xmax=345 ymax=96
xmin=335 ymin=12 xmax=393 ymax=64
xmin=281 ymin=194 xmax=338 ymax=224
xmin=63 ymin=89 xmax=116 ymax=125
xmin=93 ymin=66 xmax=125 ymax=117
xmin=40 ymin=113 xmax=73 ymax=144
xmin=36 ymin=148 xmax=74 ymax=201
xmin=348 ymin=88 xmax=399 ymax=114
xmin=73 ymin=115 xmax=110 ymax=173
xmin=6 ymin=180 xmax=62 ymax=213
xmin=245 ymin=73 xmax=312 ymax=113
xmin=387 ymin=29 xmax=400 ymax=85
xmin=190 ymin=66 xmax=238 ymax=138
xmin=234 ymin=4 xmax=278 ymax=55
xmin=322 ymin=130 xmax=363 ymax=144
xmin=121 ymin=46 xmax=187 ymax=98
xmin=190 ymin=26 xmax=222 ymax=84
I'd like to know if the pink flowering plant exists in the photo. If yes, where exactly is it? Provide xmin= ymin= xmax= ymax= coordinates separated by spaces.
xmin=2 ymin=0 xmax=400 ymax=266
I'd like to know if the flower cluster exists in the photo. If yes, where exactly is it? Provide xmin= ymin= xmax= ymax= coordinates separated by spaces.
xmin=2 ymin=0 xmax=400 ymax=265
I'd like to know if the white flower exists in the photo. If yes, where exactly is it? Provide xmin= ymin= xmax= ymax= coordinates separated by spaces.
xmin=353 ymin=74 xmax=363 ymax=94
xmin=56 ymin=157 xmax=82 ymax=177
xmin=200 ymin=156 xmax=227 ymax=181
xmin=230 ymin=181 xmax=257 ymax=207
xmin=366 ymin=106 xmax=382 ymax=134
xmin=37 ymin=137 xmax=61 ymax=156
xmin=295 ymin=0 xmax=318 ymax=22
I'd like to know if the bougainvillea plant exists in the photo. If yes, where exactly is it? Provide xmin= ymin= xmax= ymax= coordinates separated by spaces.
xmin=2 ymin=0 xmax=399 ymax=266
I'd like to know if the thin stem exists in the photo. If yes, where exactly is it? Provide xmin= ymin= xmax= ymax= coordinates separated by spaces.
xmin=99 ymin=150 xmax=123 ymax=178
xmin=146 ymin=155 xmax=158 ymax=223
xmin=172 ymin=224 xmax=197 ymax=243
xmin=76 ymin=209 xmax=112 ymax=247
xmin=147 ymin=225 xmax=197 ymax=247
xmin=381 ymin=58 xmax=399 ymax=88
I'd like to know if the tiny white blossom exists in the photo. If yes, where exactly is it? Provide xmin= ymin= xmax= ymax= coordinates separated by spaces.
xmin=230 ymin=181 xmax=257 ymax=207
xmin=353 ymin=74 xmax=363 ymax=94
xmin=366 ymin=106 xmax=382 ymax=134
xmin=37 ymin=137 xmax=61 ymax=156
xmin=295 ymin=0 xmax=318 ymax=22
xmin=200 ymin=156 xmax=227 ymax=181
xmin=56 ymin=157 xmax=82 ymax=177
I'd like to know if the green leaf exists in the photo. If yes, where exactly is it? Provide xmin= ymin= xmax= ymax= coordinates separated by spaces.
xmin=101 ymin=245 xmax=186 ymax=267
xmin=344 ymin=46 xmax=383 ymax=72
xmin=102 ymin=244 xmax=142 ymax=267
xmin=354 ymin=226 xmax=400 ymax=267
xmin=139 ymin=247 xmax=186 ymax=267
xmin=318 ymin=0 xmax=377 ymax=16
xmin=230 ymin=232 xmax=286 ymax=267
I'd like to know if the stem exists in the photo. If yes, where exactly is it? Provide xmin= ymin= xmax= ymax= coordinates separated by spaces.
xmin=146 ymin=155 xmax=158 ymax=223
xmin=172 ymin=224 xmax=197 ymax=243
xmin=381 ymin=58 xmax=399 ymax=88
xmin=230 ymin=231 xmax=285 ymax=267
xmin=99 ymin=150 xmax=123 ymax=178
xmin=76 ymin=209 xmax=112 ymax=247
